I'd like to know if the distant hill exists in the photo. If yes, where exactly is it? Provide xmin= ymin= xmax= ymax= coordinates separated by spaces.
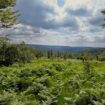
xmin=86 ymin=48 xmax=105 ymax=55
xmin=27 ymin=44 xmax=105 ymax=55
xmin=28 ymin=44 xmax=93 ymax=52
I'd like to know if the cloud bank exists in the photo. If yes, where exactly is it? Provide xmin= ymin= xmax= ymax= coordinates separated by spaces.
xmin=0 ymin=0 xmax=105 ymax=47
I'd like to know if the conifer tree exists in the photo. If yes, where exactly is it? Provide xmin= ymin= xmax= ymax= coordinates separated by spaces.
xmin=0 ymin=0 xmax=17 ymax=28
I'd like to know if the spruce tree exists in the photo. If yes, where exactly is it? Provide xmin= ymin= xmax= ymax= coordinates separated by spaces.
xmin=0 ymin=0 xmax=17 ymax=28
xmin=0 ymin=0 xmax=17 ymax=65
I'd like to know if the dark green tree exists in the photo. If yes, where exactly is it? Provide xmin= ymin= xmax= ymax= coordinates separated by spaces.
xmin=0 ymin=0 xmax=18 ymax=65
xmin=98 ymin=52 xmax=105 ymax=61
xmin=0 ymin=0 xmax=17 ymax=28
xmin=47 ymin=50 xmax=53 ymax=59
xmin=0 ymin=36 xmax=10 ymax=65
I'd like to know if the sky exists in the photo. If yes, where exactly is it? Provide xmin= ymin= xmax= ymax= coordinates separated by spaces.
xmin=1 ymin=0 xmax=105 ymax=47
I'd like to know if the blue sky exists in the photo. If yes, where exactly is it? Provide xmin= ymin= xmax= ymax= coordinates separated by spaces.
xmin=57 ymin=0 xmax=64 ymax=7
xmin=1 ymin=0 xmax=105 ymax=47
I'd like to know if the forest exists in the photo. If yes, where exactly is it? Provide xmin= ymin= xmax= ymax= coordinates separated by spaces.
xmin=0 ymin=0 xmax=105 ymax=105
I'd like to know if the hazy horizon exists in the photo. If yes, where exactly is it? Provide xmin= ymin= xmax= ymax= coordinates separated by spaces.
xmin=28 ymin=44 xmax=105 ymax=48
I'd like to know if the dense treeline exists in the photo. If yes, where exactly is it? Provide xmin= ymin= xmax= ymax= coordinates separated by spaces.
xmin=0 ymin=37 xmax=35 ymax=66
xmin=1 ymin=36 xmax=105 ymax=66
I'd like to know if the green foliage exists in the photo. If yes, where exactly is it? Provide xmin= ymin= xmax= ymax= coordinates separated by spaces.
xmin=0 ymin=0 xmax=16 ymax=9
xmin=0 ymin=0 xmax=17 ymax=28
xmin=47 ymin=50 xmax=53 ymax=59
xmin=98 ymin=52 xmax=105 ymax=61
xmin=52 ymin=63 xmax=65 ymax=71
xmin=1 ymin=36 xmax=105 ymax=66
xmin=35 ymin=50 xmax=44 ymax=59
xmin=0 ymin=59 xmax=105 ymax=105
xmin=0 ymin=39 xmax=35 ymax=66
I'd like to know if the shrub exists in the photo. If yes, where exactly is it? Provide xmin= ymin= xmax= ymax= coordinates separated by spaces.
xmin=52 ymin=63 xmax=65 ymax=71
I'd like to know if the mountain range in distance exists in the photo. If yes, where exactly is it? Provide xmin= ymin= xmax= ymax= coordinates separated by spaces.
xmin=27 ymin=44 xmax=105 ymax=53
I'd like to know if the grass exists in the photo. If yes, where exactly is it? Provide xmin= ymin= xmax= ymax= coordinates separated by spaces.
xmin=0 ymin=59 xmax=105 ymax=105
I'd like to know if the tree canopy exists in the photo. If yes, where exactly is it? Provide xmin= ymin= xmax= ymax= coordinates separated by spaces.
xmin=0 ymin=0 xmax=17 ymax=28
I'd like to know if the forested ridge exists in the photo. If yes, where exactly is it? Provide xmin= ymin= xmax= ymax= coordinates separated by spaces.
xmin=0 ymin=38 xmax=105 ymax=66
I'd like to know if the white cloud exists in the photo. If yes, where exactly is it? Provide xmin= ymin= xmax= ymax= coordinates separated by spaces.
xmin=1 ymin=0 xmax=105 ymax=47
